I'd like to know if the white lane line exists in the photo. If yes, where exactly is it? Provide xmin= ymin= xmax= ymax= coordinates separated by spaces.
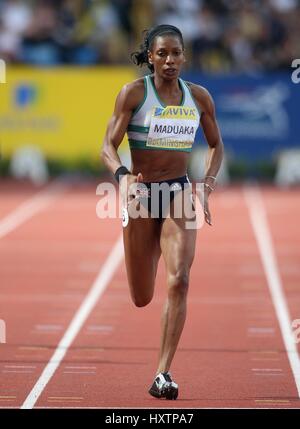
xmin=21 ymin=234 xmax=123 ymax=409
xmin=244 ymin=185 xmax=300 ymax=397
xmin=0 ymin=180 xmax=67 ymax=239
xmin=3 ymin=370 xmax=34 ymax=373
xmin=254 ymin=374 xmax=284 ymax=377
xmin=34 ymin=325 xmax=64 ymax=331
xmin=252 ymin=368 xmax=283 ymax=372
xmin=64 ymin=366 xmax=96 ymax=369
xmin=87 ymin=325 xmax=113 ymax=331
xmin=63 ymin=371 xmax=96 ymax=374
xmin=4 ymin=365 xmax=36 ymax=369
xmin=247 ymin=327 xmax=275 ymax=335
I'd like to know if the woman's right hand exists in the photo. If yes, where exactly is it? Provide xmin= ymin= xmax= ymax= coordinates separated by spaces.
xmin=119 ymin=172 xmax=144 ymax=207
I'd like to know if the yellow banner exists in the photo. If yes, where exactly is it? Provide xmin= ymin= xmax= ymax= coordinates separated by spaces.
xmin=0 ymin=67 xmax=135 ymax=162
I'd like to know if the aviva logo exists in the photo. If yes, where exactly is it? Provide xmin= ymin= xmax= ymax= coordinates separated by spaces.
xmin=14 ymin=83 xmax=39 ymax=108
xmin=153 ymin=106 xmax=196 ymax=119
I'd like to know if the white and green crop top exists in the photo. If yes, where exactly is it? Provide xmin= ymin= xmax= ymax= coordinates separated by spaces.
xmin=127 ymin=75 xmax=201 ymax=153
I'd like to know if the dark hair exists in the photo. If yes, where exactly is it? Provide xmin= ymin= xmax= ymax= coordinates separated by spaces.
xmin=131 ymin=24 xmax=184 ymax=72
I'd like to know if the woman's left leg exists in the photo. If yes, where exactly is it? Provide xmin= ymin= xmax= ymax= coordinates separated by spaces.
xmin=156 ymin=192 xmax=197 ymax=375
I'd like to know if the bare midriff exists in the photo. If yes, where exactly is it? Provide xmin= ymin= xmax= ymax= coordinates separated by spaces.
xmin=130 ymin=148 xmax=190 ymax=182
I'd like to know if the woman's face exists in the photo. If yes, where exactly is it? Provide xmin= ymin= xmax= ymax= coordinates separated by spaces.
xmin=148 ymin=35 xmax=185 ymax=80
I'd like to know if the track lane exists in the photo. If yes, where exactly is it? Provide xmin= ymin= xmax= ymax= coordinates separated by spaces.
xmin=0 ymin=179 xmax=49 ymax=219
xmin=244 ymin=185 xmax=300 ymax=396
xmin=0 ymin=180 xmax=121 ymax=408
xmin=29 ymin=185 xmax=300 ymax=408
xmin=1 ymin=183 xmax=300 ymax=408
xmin=258 ymin=187 xmax=300 ymax=358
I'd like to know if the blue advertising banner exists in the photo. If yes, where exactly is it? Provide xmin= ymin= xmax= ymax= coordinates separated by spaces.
xmin=182 ymin=72 xmax=300 ymax=161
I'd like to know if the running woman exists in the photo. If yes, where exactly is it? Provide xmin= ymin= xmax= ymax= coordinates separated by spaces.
xmin=101 ymin=24 xmax=224 ymax=400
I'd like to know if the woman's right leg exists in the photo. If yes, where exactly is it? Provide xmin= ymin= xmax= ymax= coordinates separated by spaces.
xmin=123 ymin=212 xmax=162 ymax=307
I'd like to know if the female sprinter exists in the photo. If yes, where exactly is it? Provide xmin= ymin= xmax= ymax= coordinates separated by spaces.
xmin=101 ymin=24 xmax=224 ymax=400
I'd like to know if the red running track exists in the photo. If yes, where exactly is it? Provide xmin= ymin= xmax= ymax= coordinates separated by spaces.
xmin=0 ymin=178 xmax=300 ymax=408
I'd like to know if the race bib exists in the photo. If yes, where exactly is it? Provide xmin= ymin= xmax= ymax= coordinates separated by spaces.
xmin=146 ymin=106 xmax=198 ymax=150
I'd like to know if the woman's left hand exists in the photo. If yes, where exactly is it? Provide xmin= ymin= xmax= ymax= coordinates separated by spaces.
xmin=203 ymin=188 xmax=212 ymax=226
xmin=194 ymin=184 xmax=213 ymax=227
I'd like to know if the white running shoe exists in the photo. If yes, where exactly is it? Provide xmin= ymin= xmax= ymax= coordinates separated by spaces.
xmin=148 ymin=372 xmax=178 ymax=400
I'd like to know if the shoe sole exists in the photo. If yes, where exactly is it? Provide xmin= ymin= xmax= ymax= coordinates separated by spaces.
xmin=165 ymin=385 xmax=178 ymax=400
xmin=148 ymin=386 xmax=178 ymax=400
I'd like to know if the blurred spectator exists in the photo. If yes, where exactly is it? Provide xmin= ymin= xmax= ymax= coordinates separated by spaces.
xmin=131 ymin=0 xmax=154 ymax=49
xmin=154 ymin=0 xmax=201 ymax=43
xmin=269 ymin=0 xmax=298 ymax=12
xmin=0 ymin=0 xmax=299 ymax=71
xmin=0 ymin=0 xmax=32 ymax=61
xmin=20 ymin=0 xmax=60 ymax=65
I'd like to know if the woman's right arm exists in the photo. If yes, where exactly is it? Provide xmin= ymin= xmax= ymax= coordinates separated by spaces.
xmin=101 ymin=82 xmax=140 ymax=175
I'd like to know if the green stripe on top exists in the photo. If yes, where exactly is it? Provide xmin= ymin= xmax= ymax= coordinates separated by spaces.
xmin=127 ymin=124 xmax=149 ymax=133
xmin=128 ymin=139 xmax=148 ymax=149
xmin=182 ymin=80 xmax=202 ymax=116
xmin=128 ymin=139 xmax=192 ymax=152
xmin=132 ymin=76 xmax=148 ymax=116
xmin=148 ymin=75 xmax=186 ymax=107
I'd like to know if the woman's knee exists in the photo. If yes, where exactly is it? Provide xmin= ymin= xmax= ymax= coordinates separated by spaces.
xmin=167 ymin=270 xmax=189 ymax=297
xmin=129 ymin=281 xmax=154 ymax=307
xmin=131 ymin=293 xmax=153 ymax=307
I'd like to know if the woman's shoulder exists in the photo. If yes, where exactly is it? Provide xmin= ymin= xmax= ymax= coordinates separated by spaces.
xmin=184 ymin=81 xmax=215 ymax=112
xmin=118 ymin=77 xmax=146 ymax=110
xmin=185 ymin=81 xmax=212 ymax=100
xmin=122 ymin=77 xmax=145 ymax=97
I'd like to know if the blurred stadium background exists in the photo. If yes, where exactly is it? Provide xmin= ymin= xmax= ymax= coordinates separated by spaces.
xmin=0 ymin=0 xmax=300 ymax=184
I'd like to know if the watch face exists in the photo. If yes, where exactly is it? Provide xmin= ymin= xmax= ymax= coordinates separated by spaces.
xmin=122 ymin=207 xmax=129 ymax=228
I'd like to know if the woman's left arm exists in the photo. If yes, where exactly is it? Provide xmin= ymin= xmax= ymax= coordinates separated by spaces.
xmin=191 ymin=84 xmax=224 ymax=225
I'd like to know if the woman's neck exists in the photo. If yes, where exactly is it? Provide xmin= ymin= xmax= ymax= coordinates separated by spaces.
xmin=153 ymin=74 xmax=180 ymax=94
